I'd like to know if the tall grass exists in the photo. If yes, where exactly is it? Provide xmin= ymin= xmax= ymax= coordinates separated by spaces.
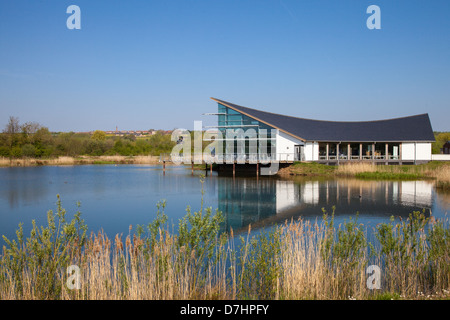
xmin=1 ymin=188 xmax=449 ymax=300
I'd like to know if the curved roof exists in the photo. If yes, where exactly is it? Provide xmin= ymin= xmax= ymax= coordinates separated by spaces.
xmin=211 ymin=98 xmax=435 ymax=143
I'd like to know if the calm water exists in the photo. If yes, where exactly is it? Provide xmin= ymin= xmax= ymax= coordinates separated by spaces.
xmin=0 ymin=165 xmax=449 ymax=243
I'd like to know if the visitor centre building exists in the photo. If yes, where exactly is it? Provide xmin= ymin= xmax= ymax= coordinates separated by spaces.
xmin=208 ymin=97 xmax=435 ymax=165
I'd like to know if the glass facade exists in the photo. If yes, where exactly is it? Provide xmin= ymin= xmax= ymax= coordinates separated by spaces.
xmin=217 ymin=103 xmax=276 ymax=160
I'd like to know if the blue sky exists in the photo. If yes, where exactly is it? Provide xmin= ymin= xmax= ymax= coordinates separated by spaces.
xmin=0 ymin=0 xmax=449 ymax=132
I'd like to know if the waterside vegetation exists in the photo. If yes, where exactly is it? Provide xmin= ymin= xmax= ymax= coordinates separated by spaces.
xmin=0 ymin=117 xmax=175 ymax=163
xmin=1 ymin=178 xmax=449 ymax=300
xmin=281 ymin=161 xmax=450 ymax=189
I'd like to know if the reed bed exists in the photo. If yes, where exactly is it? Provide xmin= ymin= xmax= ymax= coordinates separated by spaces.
xmin=335 ymin=161 xmax=450 ymax=189
xmin=0 ymin=155 xmax=160 ymax=167
xmin=336 ymin=161 xmax=449 ymax=178
xmin=336 ymin=162 xmax=378 ymax=175
xmin=1 ymin=191 xmax=449 ymax=300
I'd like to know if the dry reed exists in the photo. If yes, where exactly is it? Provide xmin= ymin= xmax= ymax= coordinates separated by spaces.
xmin=0 ymin=155 xmax=160 ymax=167
xmin=2 ymin=213 xmax=449 ymax=300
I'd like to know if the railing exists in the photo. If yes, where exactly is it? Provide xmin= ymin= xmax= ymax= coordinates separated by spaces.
xmin=159 ymin=153 xmax=299 ymax=163
xmin=318 ymin=154 xmax=401 ymax=161
xmin=431 ymin=154 xmax=450 ymax=161
xmin=160 ymin=153 xmax=405 ymax=163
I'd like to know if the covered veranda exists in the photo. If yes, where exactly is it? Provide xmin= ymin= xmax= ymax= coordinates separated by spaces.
xmin=318 ymin=142 xmax=401 ymax=162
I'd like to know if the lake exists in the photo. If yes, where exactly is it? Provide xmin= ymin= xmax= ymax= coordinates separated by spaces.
xmin=0 ymin=165 xmax=448 ymax=244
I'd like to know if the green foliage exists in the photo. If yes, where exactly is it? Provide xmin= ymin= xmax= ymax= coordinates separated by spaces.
xmin=0 ymin=146 xmax=9 ymax=157
xmin=291 ymin=162 xmax=337 ymax=175
xmin=355 ymin=172 xmax=420 ymax=180
xmin=432 ymin=132 xmax=450 ymax=154
xmin=1 ymin=184 xmax=449 ymax=300
xmin=21 ymin=144 xmax=36 ymax=158
xmin=136 ymin=200 xmax=169 ymax=254
xmin=238 ymin=227 xmax=283 ymax=299
xmin=424 ymin=218 xmax=450 ymax=288
xmin=10 ymin=146 xmax=22 ymax=158
xmin=320 ymin=208 xmax=370 ymax=297
xmin=333 ymin=214 xmax=368 ymax=268
xmin=375 ymin=211 xmax=428 ymax=269
xmin=0 ymin=116 xmax=175 ymax=158
xmin=91 ymin=130 xmax=106 ymax=141
xmin=1 ymin=195 xmax=88 ymax=299
xmin=133 ymin=176 xmax=225 ymax=294
xmin=176 ymin=176 xmax=224 ymax=289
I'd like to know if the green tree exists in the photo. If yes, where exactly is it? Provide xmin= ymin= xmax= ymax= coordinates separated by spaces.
xmin=432 ymin=132 xmax=450 ymax=154
xmin=10 ymin=146 xmax=22 ymax=158
xmin=21 ymin=144 xmax=36 ymax=158
xmin=3 ymin=116 xmax=20 ymax=154
xmin=91 ymin=130 xmax=106 ymax=141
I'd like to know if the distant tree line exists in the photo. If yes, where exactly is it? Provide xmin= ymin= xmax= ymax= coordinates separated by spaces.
xmin=2 ymin=116 xmax=448 ymax=158
xmin=0 ymin=116 xmax=176 ymax=158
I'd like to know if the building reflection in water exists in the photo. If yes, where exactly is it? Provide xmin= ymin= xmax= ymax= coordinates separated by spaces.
xmin=218 ymin=177 xmax=436 ymax=233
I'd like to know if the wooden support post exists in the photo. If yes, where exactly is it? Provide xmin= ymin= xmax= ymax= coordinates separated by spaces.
xmin=359 ymin=143 xmax=362 ymax=160
xmin=205 ymin=163 xmax=208 ymax=176
xmin=347 ymin=144 xmax=351 ymax=161
xmin=256 ymin=163 xmax=259 ymax=176
xmin=163 ymin=160 xmax=165 ymax=175
xmin=399 ymin=143 xmax=403 ymax=164
xmin=326 ymin=143 xmax=329 ymax=160
xmin=233 ymin=162 xmax=236 ymax=177
xmin=337 ymin=143 xmax=340 ymax=165
xmin=191 ymin=161 xmax=194 ymax=175
xmin=210 ymin=163 xmax=213 ymax=174
xmin=372 ymin=143 xmax=375 ymax=163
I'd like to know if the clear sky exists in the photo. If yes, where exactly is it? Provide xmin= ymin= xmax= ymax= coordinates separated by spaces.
xmin=1 ymin=0 xmax=449 ymax=132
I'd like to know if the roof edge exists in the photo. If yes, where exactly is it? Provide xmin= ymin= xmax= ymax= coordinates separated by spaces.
xmin=210 ymin=97 xmax=306 ymax=142
xmin=210 ymin=97 xmax=431 ymax=124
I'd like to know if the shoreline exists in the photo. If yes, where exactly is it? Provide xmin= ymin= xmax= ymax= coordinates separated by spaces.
xmin=277 ymin=161 xmax=450 ymax=189
xmin=0 ymin=155 xmax=162 ymax=167
xmin=1 ymin=157 xmax=449 ymax=189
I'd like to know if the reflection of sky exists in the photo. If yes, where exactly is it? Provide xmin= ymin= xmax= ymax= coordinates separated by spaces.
xmin=0 ymin=166 xmax=219 ymax=244
xmin=0 ymin=166 xmax=448 ymax=245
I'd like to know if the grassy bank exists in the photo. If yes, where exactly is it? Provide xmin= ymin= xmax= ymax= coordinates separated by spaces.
xmin=0 ymin=155 xmax=161 ymax=167
xmin=1 ymin=188 xmax=449 ymax=300
xmin=280 ymin=161 xmax=450 ymax=189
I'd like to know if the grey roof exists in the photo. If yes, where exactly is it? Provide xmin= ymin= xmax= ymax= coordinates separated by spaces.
xmin=211 ymin=98 xmax=435 ymax=142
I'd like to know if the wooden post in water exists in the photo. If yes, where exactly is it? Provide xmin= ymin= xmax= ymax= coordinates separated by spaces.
xmin=163 ymin=160 xmax=165 ymax=175
xmin=191 ymin=161 xmax=194 ymax=175
xmin=205 ymin=163 xmax=208 ymax=176
xmin=256 ymin=163 xmax=259 ymax=177
xmin=233 ymin=162 xmax=236 ymax=177
xmin=210 ymin=163 xmax=213 ymax=174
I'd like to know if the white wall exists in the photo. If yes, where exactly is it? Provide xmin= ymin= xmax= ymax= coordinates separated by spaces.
xmin=431 ymin=154 xmax=450 ymax=161
xmin=275 ymin=130 xmax=303 ymax=161
xmin=402 ymin=142 xmax=432 ymax=161
xmin=304 ymin=142 xmax=319 ymax=161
